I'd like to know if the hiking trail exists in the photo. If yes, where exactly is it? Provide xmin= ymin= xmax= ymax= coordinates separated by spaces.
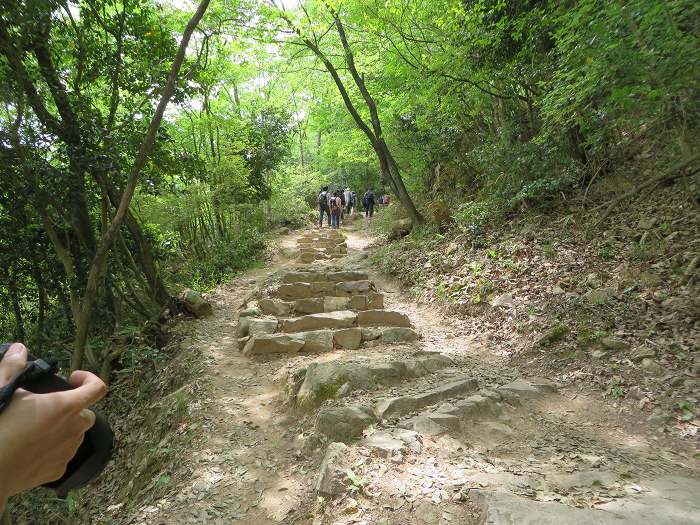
xmin=136 ymin=219 xmax=699 ymax=525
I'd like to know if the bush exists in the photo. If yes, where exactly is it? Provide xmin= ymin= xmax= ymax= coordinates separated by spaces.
xmin=185 ymin=228 xmax=266 ymax=290
xmin=453 ymin=200 xmax=504 ymax=236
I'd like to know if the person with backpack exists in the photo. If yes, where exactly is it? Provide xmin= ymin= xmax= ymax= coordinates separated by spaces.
xmin=329 ymin=191 xmax=342 ymax=228
xmin=364 ymin=189 xmax=375 ymax=219
xmin=350 ymin=191 xmax=357 ymax=215
xmin=318 ymin=186 xmax=331 ymax=227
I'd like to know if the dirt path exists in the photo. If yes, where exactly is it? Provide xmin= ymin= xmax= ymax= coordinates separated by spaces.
xmin=143 ymin=221 xmax=699 ymax=525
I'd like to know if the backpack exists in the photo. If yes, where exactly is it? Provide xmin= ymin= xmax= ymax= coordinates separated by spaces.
xmin=365 ymin=191 xmax=375 ymax=204
xmin=318 ymin=191 xmax=328 ymax=207
xmin=340 ymin=193 xmax=346 ymax=205
xmin=330 ymin=197 xmax=339 ymax=211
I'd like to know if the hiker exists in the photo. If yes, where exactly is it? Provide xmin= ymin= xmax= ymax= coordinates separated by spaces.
xmin=351 ymin=191 xmax=357 ymax=215
xmin=364 ymin=189 xmax=375 ymax=219
xmin=0 ymin=343 xmax=107 ymax=513
xmin=330 ymin=191 xmax=342 ymax=228
xmin=318 ymin=186 xmax=331 ymax=227
xmin=344 ymin=188 xmax=352 ymax=215
xmin=383 ymin=194 xmax=390 ymax=206
xmin=339 ymin=189 xmax=346 ymax=223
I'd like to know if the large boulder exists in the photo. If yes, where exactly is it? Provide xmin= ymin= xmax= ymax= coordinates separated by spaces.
xmin=179 ymin=289 xmax=212 ymax=318
xmin=317 ymin=405 xmax=376 ymax=442
xmin=389 ymin=218 xmax=413 ymax=239
xmin=282 ymin=311 xmax=357 ymax=333
xmin=295 ymin=363 xmax=376 ymax=408
xmin=498 ymin=378 xmax=557 ymax=400
xmin=375 ymin=378 xmax=478 ymax=419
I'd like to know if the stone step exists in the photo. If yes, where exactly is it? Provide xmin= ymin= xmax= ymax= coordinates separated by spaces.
xmin=282 ymin=271 xmax=369 ymax=284
xmin=299 ymin=251 xmax=345 ymax=263
xmin=241 ymin=325 xmax=420 ymax=357
xmin=257 ymin=293 xmax=384 ymax=317
xmin=399 ymin=391 xmax=504 ymax=436
xmin=396 ymin=379 xmax=559 ymax=436
xmin=298 ymin=244 xmax=347 ymax=254
xmin=281 ymin=311 xmax=357 ymax=333
xmin=297 ymin=238 xmax=346 ymax=247
xmin=287 ymin=353 xmax=454 ymax=409
xmin=357 ymin=309 xmax=412 ymax=328
xmin=294 ymin=293 xmax=384 ymax=314
xmin=374 ymin=377 xmax=479 ymax=420
xmin=280 ymin=309 xmax=413 ymax=333
xmin=242 ymin=330 xmax=333 ymax=355
xmin=277 ymin=280 xmax=375 ymax=300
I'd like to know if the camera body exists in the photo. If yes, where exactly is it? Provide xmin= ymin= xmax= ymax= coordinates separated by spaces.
xmin=0 ymin=344 xmax=114 ymax=497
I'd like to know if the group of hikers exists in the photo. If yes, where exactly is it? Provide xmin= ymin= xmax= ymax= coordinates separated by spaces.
xmin=318 ymin=186 xmax=390 ymax=228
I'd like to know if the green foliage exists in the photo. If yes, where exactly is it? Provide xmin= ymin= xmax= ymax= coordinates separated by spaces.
xmin=184 ymin=226 xmax=267 ymax=290
xmin=454 ymin=201 xmax=503 ymax=235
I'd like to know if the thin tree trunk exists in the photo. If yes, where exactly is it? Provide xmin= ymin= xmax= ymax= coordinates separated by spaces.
xmin=71 ymin=0 xmax=211 ymax=371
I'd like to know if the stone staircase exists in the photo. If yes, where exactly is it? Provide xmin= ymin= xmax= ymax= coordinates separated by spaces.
xmin=296 ymin=229 xmax=347 ymax=263
xmin=236 ymin=232 xmax=420 ymax=357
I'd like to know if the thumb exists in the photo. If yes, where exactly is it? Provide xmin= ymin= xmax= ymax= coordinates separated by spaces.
xmin=0 ymin=343 xmax=28 ymax=385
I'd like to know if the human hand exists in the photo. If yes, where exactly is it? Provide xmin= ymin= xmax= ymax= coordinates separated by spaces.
xmin=0 ymin=343 xmax=107 ymax=509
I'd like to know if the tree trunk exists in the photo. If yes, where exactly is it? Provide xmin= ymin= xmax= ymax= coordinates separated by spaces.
xmin=70 ymin=0 xmax=211 ymax=371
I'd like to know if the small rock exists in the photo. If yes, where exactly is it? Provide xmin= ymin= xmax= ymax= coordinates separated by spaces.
xmin=315 ymin=443 xmax=349 ymax=497
xmin=317 ymin=405 xmax=376 ymax=443
xmin=630 ymin=347 xmax=656 ymax=362
xmin=585 ymin=287 xmax=616 ymax=304
xmin=641 ymin=358 xmax=665 ymax=376
xmin=364 ymin=431 xmax=404 ymax=457
xmin=670 ymin=375 xmax=685 ymax=387
xmin=628 ymin=386 xmax=644 ymax=400
xmin=591 ymin=350 xmax=608 ymax=360
xmin=239 ymin=307 xmax=262 ymax=318
xmin=414 ymin=501 xmax=440 ymax=524
xmin=179 ymin=289 xmax=213 ymax=318
xmin=492 ymin=292 xmax=514 ymax=308
xmin=551 ymin=286 xmax=565 ymax=295
xmin=389 ymin=218 xmax=413 ymax=239
xmin=536 ymin=325 xmax=569 ymax=347
xmin=601 ymin=337 xmax=630 ymax=351
xmin=647 ymin=409 xmax=671 ymax=425
xmin=637 ymin=217 xmax=656 ymax=230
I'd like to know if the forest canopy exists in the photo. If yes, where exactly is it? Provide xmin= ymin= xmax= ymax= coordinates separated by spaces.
xmin=0 ymin=0 xmax=698 ymax=377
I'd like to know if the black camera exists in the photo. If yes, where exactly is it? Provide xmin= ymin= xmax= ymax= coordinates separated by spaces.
xmin=0 ymin=343 xmax=114 ymax=497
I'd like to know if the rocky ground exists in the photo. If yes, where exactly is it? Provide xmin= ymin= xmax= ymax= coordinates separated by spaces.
xmin=106 ymin=208 xmax=698 ymax=525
